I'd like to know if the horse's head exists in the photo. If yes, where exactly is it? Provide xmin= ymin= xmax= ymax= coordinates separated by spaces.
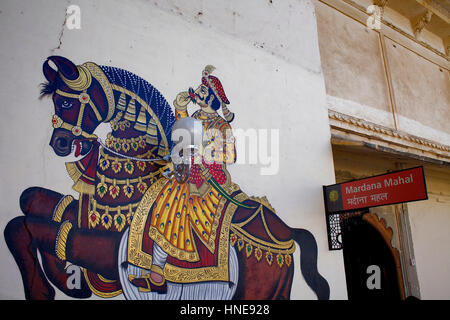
xmin=42 ymin=56 xmax=115 ymax=157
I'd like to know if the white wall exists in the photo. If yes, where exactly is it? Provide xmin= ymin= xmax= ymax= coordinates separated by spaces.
xmin=0 ymin=0 xmax=347 ymax=299
xmin=407 ymin=169 xmax=450 ymax=300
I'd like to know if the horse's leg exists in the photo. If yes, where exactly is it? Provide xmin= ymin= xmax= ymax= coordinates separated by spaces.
xmin=4 ymin=216 xmax=55 ymax=300
xmin=5 ymin=215 xmax=122 ymax=299
xmin=20 ymin=186 xmax=64 ymax=219
xmin=11 ymin=187 xmax=92 ymax=298
xmin=22 ymin=216 xmax=122 ymax=279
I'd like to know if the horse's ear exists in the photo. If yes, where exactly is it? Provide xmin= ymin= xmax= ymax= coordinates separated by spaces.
xmin=46 ymin=56 xmax=79 ymax=81
xmin=43 ymin=59 xmax=57 ymax=83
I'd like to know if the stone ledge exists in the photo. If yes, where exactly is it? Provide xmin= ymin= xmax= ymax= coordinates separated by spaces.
xmin=328 ymin=109 xmax=450 ymax=164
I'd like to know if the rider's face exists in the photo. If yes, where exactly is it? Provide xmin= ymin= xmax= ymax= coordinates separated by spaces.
xmin=194 ymin=85 xmax=210 ymax=109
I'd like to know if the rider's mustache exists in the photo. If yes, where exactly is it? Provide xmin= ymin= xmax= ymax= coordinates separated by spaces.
xmin=188 ymin=87 xmax=204 ymax=104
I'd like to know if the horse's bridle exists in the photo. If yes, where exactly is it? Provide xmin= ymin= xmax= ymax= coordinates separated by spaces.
xmin=52 ymin=90 xmax=101 ymax=139
xmin=51 ymin=63 xmax=116 ymax=140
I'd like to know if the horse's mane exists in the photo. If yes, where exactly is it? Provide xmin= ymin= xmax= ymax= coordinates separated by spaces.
xmin=100 ymin=65 xmax=176 ymax=148
xmin=40 ymin=63 xmax=176 ymax=148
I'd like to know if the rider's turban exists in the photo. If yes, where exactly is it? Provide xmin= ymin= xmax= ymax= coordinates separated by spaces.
xmin=201 ymin=65 xmax=234 ymax=123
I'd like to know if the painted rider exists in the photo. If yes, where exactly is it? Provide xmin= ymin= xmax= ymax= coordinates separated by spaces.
xmin=129 ymin=65 xmax=237 ymax=292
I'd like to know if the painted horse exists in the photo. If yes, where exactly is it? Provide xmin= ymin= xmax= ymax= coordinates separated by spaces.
xmin=4 ymin=56 xmax=330 ymax=300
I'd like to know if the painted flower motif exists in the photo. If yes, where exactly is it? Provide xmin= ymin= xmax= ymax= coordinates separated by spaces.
xmin=126 ymin=211 xmax=134 ymax=225
xmin=51 ymin=114 xmax=63 ymax=128
xmin=114 ymin=142 xmax=122 ymax=152
xmin=285 ymin=254 xmax=292 ymax=267
xmin=276 ymin=253 xmax=284 ymax=268
xmin=114 ymin=213 xmax=126 ymax=232
xmin=137 ymin=161 xmax=146 ymax=172
xmin=111 ymin=160 xmax=122 ymax=174
xmin=89 ymin=210 xmax=100 ymax=228
xmin=122 ymin=142 xmax=130 ymax=153
xmin=265 ymin=251 xmax=273 ymax=266
xmin=96 ymin=182 xmax=108 ymax=198
xmin=124 ymin=160 xmax=134 ymax=174
xmin=99 ymin=158 xmax=110 ymax=171
xmin=101 ymin=213 xmax=113 ymax=229
xmin=137 ymin=180 xmax=147 ymax=194
xmin=109 ymin=184 xmax=120 ymax=199
xmin=78 ymin=92 xmax=90 ymax=103
xmin=254 ymin=247 xmax=263 ymax=261
xmin=230 ymin=233 xmax=238 ymax=246
xmin=72 ymin=126 xmax=82 ymax=136
xmin=245 ymin=243 xmax=253 ymax=258
xmin=110 ymin=122 xmax=118 ymax=131
xmin=123 ymin=184 xmax=134 ymax=198
xmin=106 ymin=138 xmax=114 ymax=148
xmin=237 ymin=238 xmax=245 ymax=251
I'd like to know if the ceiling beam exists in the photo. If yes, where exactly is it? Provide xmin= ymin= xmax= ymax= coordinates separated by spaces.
xmin=373 ymin=0 xmax=389 ymax=9
xmin=444 ymin=35 xmax=450 ymax=56
xmin=414 ymin=0 xmax=450 ymax=24
xmin=412 ymin=10 xmax=434 ymax=38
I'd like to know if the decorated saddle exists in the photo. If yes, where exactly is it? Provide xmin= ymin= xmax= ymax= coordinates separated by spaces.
xmin=127 ymin=176 xmax=296 ymax=284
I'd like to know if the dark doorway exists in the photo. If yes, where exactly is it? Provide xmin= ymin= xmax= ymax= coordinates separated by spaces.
xmin=342 ymin=213 xmax=402 ymax=300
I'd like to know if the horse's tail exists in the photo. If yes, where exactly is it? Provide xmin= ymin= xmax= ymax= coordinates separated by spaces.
xmin=291 ymin=228 xmax=330 ymax=300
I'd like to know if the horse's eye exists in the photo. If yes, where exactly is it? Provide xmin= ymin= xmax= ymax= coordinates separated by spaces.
xmin=61 ymin=100 xmax=73 ymax=109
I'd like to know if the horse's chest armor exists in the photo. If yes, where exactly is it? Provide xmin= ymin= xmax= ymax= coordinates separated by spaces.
xmin=87 ymin=146 xmax=162 ymax=232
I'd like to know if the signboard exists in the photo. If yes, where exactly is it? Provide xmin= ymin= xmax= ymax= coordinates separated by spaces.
xmin=323 ymin=166 xmax=428 ymax=214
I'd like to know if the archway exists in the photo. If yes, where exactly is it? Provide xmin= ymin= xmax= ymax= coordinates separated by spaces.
xmin=341 ymin=212 xmax=403 ymax=300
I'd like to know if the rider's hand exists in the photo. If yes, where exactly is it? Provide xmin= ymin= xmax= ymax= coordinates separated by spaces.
xmin=174 ymin=91 xmax=191 ymax=111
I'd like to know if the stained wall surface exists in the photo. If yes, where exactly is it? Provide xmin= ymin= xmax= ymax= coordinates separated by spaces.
xmin=0 ymin=0 xmax=347 ymax=299
xmin=316 ymin=0 xmax=450 ymax=299
xmin=315 ymin=0 xmax=450 ymax=145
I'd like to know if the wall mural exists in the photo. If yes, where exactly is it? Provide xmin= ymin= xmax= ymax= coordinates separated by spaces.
xmin=4 ymin=56 xmax=330 ymax=300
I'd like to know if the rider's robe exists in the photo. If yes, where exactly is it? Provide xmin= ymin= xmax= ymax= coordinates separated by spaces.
xmin=129 ymin=108 xmax=238 ymax=283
